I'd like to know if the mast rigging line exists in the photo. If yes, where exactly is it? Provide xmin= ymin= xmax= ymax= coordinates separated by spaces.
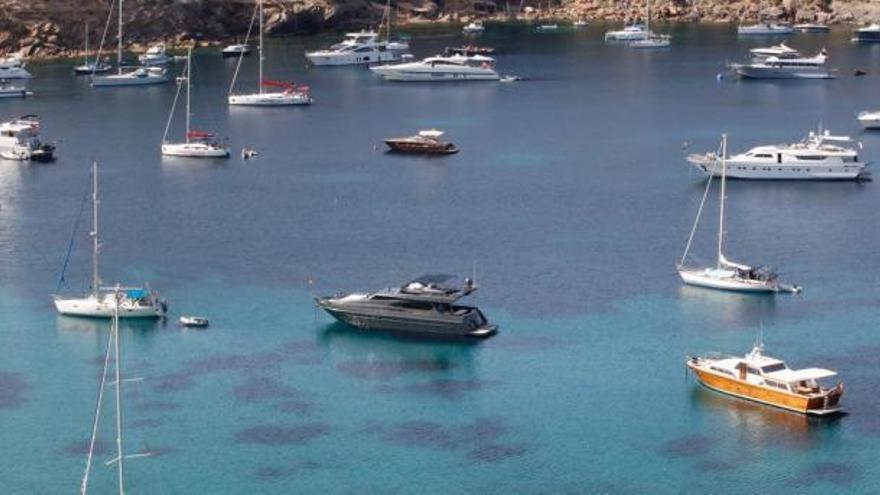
xmin=56 ymin=169 xmax=93 ymax=292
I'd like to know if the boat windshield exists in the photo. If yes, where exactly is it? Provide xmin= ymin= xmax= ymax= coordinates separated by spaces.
xmin=761 ymin=363 xmax=787 ymax=373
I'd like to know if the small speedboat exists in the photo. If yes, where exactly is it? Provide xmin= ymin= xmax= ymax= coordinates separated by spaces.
xmin=222 ymin=43 xmax=250 ymax=57
xmin=0 ymin=84 xmax=30 ymax=99
xmin=499 ymin=75 xmax=522 ymax=83
xmin=853 ymin=23 xmax=880 ymax=42
xmin=858 ymin=110 xmax=880 ymax=129
xmin=536 ymin=24 xmax=559 ymax=32
xmin=749 ymin=42 xmax=799 ymax=58
xmin=462 ymin=21 xmax=485 ymax=35
xmin=385 ymin=129 xmax=458 ymax=155
xmin=138 ymin=43 xmax=170 ymax=65
xmin=573 ymin=20 xmax=588 ymax=29
xmin=794 ymin=23 xmax=830 ymax=32
xmin=179 ymin=316 xmax=209 ymax=327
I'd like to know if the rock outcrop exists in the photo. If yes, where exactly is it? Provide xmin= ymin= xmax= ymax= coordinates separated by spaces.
xmin=0 ymin=0 xmax=874 ymax=59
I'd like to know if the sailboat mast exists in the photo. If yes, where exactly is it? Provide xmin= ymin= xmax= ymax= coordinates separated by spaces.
xmin=112 ymin=298 xmax=125 ymax=495
xmin=91 ymin=161 xmax=100 ymax=296
xmin=117 ymin=0 xmax=123 ymax=74
xmin=717 ymin=134 xmax=727 ymax=269
xmin=258 ymin=0 xmax=264 ymax=94
xmin=84 ymin=22 xmax=89 ymax=66
xmin=185 ymin=47 xmax=191 ymax=143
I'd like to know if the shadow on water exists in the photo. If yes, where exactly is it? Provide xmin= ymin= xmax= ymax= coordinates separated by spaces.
xmin=689 ymin=386 xmax=844 ymax=451
xmin=677 ymin=285 xmax=779 ymax=329
xmin=55 ymin=315 xmax=167 ymax=337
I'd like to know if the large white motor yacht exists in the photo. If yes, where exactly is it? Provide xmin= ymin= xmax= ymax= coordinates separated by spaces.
xmin=853 ymin=23 xmax=880 ymax=42
xmin=138 ymin=43 xmax=170 ymax=65
xmin=306 ymin=31 xmax=408 ymax=66
xmin=686 ymin=128 xmax=866 ymax=180
xmin=731 ymin=50 xmax=832 ymax=79
xmin=0 ymin=56 xmax=32 ymax=79
xmin=0 ymin=115 xmax=55 ymax=161
xmin=738 ymin=22 xmax=793 ymax=35
xmin=605 ymin=23 xmax=649 ymax=41
xmin=370 ymin=54 xmax=499 ymax=82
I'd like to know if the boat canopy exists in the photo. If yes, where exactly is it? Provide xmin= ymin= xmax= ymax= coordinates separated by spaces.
xmin=419 ymin=129 xmax=444 ymax=138
xmin=766 ymin=368 xmax=837 ymax=383
xmin=126 ymin=288 xmax=149 ymax=299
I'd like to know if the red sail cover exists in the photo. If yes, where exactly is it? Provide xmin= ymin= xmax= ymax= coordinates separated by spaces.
xmin=260 ymin=79 xmax=294 ymax=89
xmin=187 ymin=131 xmax=215 ymax=139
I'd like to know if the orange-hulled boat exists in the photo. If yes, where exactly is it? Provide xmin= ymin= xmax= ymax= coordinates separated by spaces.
xmin=384 ymin=129 xmax=458 ymax=155
xmin=687 ymin=344 xmax=844 ymax=416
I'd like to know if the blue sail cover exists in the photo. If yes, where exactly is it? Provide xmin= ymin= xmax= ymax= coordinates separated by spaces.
xmin=126 ymin=288 xmax=148 ymax=299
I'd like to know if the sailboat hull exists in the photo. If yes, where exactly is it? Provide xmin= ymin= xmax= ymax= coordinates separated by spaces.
xmin=678 ymin=268 xmax=778 ymax=293
xmin=54 ymin=294 xmax=166 ymax=318
xmin=161 ymin=142 xmax=230 ymax=158
xmin=92 ymin=72 xmax=168 ymax=87
xmin=228 ymin=92 xmax=312 ymax=106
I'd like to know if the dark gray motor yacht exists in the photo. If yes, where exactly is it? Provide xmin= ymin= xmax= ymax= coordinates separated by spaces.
xmin=314 ymin=274 xmax=497 ymax=338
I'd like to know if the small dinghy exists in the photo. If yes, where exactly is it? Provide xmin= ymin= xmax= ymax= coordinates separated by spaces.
xmin=179 ymin=316 xmax=209 ymax=327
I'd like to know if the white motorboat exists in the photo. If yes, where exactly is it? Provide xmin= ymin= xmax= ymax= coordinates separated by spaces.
xmin=687 ymin=127 xmax=866 ymax=180
xmin=573 ymin=20 xmax=588 ymax=28
xmin=731 ymin=50 xmax=833 ymax=79
xmin=738 ymin=22 xmax=793 ymax=35
xmin=138 ymin=42 xmax=170 ymax=65
xmin=858 ymin=110 xmax=880 ymax=129
xmin=306 ymin=31 xmax=407 ymax=66
xmin=536 ymin=24 xmax=559 ymax=32
xmin=794 ymin=23 xmax=830 ymax=33
xmin=749 ymin=42 xmax=799 ymax=58
xmin=179 ymin=316 xmax=209 ymax=327
xmin=0 ymin=115 xmax=55 ymax=161
xmin=0 ymin=57 xmax=32 ymax=79
xmin=222 ymin=43 xmax=250 ymax=57
xmin=463 ymin=21 xmax=485 ymax=35
xmin=605 ymin=23 xmax=648 ymax=41
xmin=370 ymin=54 xmax=500 ymax=82
xmin=73 ymin=22 xmax=112 ymax=75
xmin=53 ymin=162 xmax=167 ymax=319
xmin=0 ymin=83 xmax=30 ymax=98
xmin=92 ymin=0 xmax=168 ymax=87
xmin=853 ymin=23 xmax=880 ymax=42
xmin=678 ymin=135 xmax=799 ymax=294
xmin=162 ymin=48 xmax=229 ymax=158
xmin=228 ymin=0 xmax=312 ymax=106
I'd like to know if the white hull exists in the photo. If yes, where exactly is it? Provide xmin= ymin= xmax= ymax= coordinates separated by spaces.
xmin=307 ymin=50 xmax=400 ymax=66
xmin=629 ymin=38 xmax=670 ymax=48
xmin=92 ymin=71 xmax=168 ymax=87
xmin=734 ymin=66 xmax=833 ymax=79
xmin=161 ymin=142 xmax=230 ymax=158
xmin=738 ymin=25 xmax=793 ymax=35
xmin=0 ymin=67 xmax=32 ymax=79
xmin=678 ymin=269 xmax=778 ymax=293
xmin=688 ymin=156 xmax=865 ymax=180
xmin=370 ymin=66 xmax=499 ymax=82
xmin=228 ymin=91 xmax=312 ymax=106
xmin=54 ymin=294 xmax=165 ymax=318
xmin=0 ymin=87 xmax=28 ymax=98
xmin=858 ymin=112 xmax=880 ymax=129
xmin=139 ymin=55 xmax=169 ymax=66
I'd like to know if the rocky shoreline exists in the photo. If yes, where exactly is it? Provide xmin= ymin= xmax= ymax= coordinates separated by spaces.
xmin=0 ymin=0 xmax=876 ymax=61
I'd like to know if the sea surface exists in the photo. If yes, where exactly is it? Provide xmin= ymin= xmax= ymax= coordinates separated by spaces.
xmin=1 ymin=22 xmax=880 ymax=494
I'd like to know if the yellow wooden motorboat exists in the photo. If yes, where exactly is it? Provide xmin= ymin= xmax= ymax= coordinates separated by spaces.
xmin=687 ymin=344 xmax=844 ymax=416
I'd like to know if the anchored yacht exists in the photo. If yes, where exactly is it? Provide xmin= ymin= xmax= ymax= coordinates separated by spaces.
xmin=749 ymin=42 xmax=799 ymax=58
xmin=0 ymin=56 xmax=32 ymax=79
xmin=463 ymin=21 xmax=485 ymax=35
xmin=222 ymin=43 xmax=250 ymax=57
xmin=92 ymin=0 xmax=168 ymax=87
xmin=605 ymin=23 xmax=649 ymax=41
xmin=858 ymin=110 xmax=880 ymax=129
xmin=0 ymin=116 xmax=55 ymax=161
xmin=793 ymin=23 xmax=830 ymax=33
xmin=384 ymin=129 xmax=458 ymax=154
xmin=678 ymin=135 xmax=800 ymax=294
xmin=315 ymin=274 xmax=497 ymax=338
xmin=688 ymin=343 xmax=844 ymax=415
xmin=53 ymin=162 xmax=167 ymax=319
xmin=738 ymin=22 xmax=793 ymax=35
xmin=853 ymin=23 xmax=880 ymax=42
xmin=686 ymin=128 xmax=866 ymax=180
xmin=370 ymin=54 xmax=499 ymax=82
xmin=306 ymin=31 xmax=408 ymax=66
xmin=138 ymin=43 xmax=170 ymax=65
xmin=731 ymin=50 xmax=832 ymax=79
xmin=161 ymin=48 xmax=229 ymax=158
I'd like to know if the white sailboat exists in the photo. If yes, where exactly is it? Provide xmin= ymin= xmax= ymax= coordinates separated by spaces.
xmin=53 ymin=162 xmax=168 ymax=318
xmin=92 ymin=0 xmax=167 ymax=87
xmin=74 ymin=22 xmax=112 ymax=75
xmin=677 ymin=135 xmax=800 ymax=294
xmin=79 ymin=289 xmax=153 ymax=495
xmin=228 ymin=0 xmax=312 ymax=106
xmin=162 ymin=47 xmax=230 ymax=158
xmin=628 ymin=0 xmax=670 ymax=48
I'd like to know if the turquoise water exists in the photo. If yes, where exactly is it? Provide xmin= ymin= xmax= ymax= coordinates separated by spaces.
xmin=1 ymin=22 xmax=880 ymax=493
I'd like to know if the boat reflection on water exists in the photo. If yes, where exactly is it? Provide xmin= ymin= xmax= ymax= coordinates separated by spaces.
xmin=55 ymin=314 xmax=165 ymax=335
xmin=689 ymin=386 xmax=843 ymax=451
xmin=677 ymin=284 xmax=778 ymax=328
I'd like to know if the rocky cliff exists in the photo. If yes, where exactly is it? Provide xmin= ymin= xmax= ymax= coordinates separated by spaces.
xmin=0 ymin=0 xmax=876 ymax=59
